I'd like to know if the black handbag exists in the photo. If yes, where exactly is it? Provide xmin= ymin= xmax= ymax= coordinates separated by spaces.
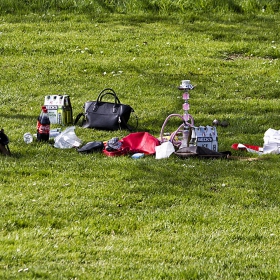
xmin=75 ymin=88 xmax=137 ymax=130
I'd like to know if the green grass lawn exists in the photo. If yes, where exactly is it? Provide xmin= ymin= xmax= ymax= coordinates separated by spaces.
xmin=1 ymin=6 xmax=280 ymax=279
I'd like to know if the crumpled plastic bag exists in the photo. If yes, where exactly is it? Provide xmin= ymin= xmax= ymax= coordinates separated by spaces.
xmin=54 ymin=126 xmax=82 ymax=149
xmin=155 ymin=141 xmax=175 ymax=159
xmin=263 ymin=128 xmax=280 ymax=154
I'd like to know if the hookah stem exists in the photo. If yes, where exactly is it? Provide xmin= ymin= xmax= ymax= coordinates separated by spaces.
xmin=183 ymin=90 xmax=191 ymax=145
xmin=184 ymin=92 xmax=196 ymax=146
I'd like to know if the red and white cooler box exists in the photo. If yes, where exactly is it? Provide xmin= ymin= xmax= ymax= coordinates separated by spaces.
xmin=44 ymin=95 xmax=73 ymax=125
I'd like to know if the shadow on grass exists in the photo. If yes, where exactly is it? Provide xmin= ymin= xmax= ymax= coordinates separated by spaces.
xmin=0 ymin=113 xmax=38 ymax=120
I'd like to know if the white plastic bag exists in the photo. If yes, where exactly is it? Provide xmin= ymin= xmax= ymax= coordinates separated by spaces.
xmin=54 ymin=126 xmax=82 ymax=149
xmin=263 ymin=128 xmax=280 ymax=154
xmin=155 ymin=141 xmax=175 ymax=159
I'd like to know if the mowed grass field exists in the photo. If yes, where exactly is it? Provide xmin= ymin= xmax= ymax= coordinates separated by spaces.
xmin=1 ymin=2 xmax=280 ymax=279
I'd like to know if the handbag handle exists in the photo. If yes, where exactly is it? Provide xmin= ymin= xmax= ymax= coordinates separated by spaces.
xmin=97 ymin=88 xmax=121 ymax=104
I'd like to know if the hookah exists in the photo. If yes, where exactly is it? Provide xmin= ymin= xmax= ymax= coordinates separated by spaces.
xmin=160 ymin=80 xmax=219 ymax=153
xmin=160 ymin=80 xmax=195 ymax=148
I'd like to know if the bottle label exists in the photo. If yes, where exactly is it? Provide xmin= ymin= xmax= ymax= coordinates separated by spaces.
xmin=37 ymin=121 xmax=50 ymax=134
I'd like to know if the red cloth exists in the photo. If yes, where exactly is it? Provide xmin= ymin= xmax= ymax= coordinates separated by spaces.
xmin=121 ymin=132 xmax=160 ymax=155
xmin=103 ymin=132 xmax=160 ymax=157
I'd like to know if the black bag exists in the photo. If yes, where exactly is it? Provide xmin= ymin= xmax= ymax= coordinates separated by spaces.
xmin=75 ymin=88 xmax=136 ymax=130
xmin=0 ymin=128 xmax=11 ymax=156
xmin=77 ymin=141 xmax=104 ymax=154
xmin=174 ymin=146 xmax=231 ymax=159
